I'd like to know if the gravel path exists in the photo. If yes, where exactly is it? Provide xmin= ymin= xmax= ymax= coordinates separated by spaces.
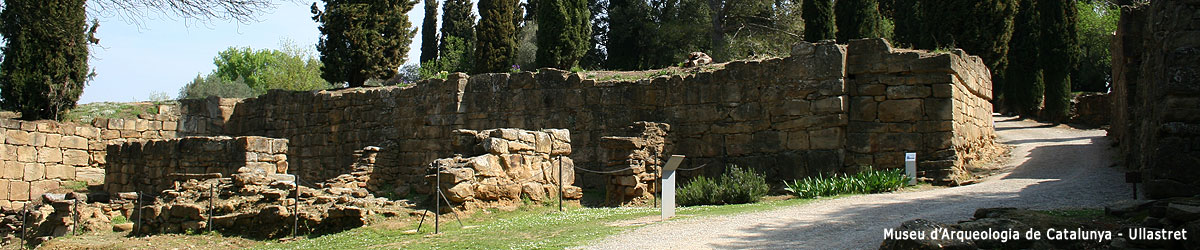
xmin=584 ymin=116 xmax=1130 ymax=249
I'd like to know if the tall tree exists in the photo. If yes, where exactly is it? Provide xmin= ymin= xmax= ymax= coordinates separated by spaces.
xmin=605 ymin=0 xmax=654 ymax=70
xmin=802 ymin=0 xmax=835 ymax=42
xmin=441 ymin=0 xmax=476 ymax=72
xmin=897 ymin=0 xmax=1017 ymax=105
xmin=0 ymin=0 xmax=95 ymax=120
xmin=1004 ymin=0 xmax=1043 ymax=117
xmin=535 ymin=0 xmax=591 ymax=69
xmin=475 ymin=0 xmax=520 ymax=73
xmin=420 ymin=0 xmax=439 ymax=64
xmin=580 ymin=0 xmax=609 ymax=69
xmin=707 ymin=0 xmax=800 ymax=61
xmin=1071 ymin=0 xmax=1117 ymax=92
xmin=1038 ymin=0 xmax=1077 ymax=121
xmin=311 ymin=0 xmax=418 ymax=87
xmin=834 ymin=0 xmax=883 ymax=42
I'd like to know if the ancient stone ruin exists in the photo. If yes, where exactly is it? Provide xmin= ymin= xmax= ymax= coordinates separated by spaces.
xmin=0 ymin=38 xmax=1003 ymax=244
xmin=432 ymin=128 xmax=582 ymax=211
xmin=599 ymin=122 xmax=669 ymax=206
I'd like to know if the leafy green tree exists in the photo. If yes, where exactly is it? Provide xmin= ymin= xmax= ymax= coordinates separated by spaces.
xmin=1004 ymin=0 xmax=1043 ymax=117
xmin=707 ymin=0 xmax=802 ymax=61
xmin=536 ymin=0 xmax=591 ymax=69
xmin=834 ymin=0 xmax=884 ymax=42
xmin=311 ymin=0 xmax=418 ymax=87
xmin=441 ymin=0 xmax=476 ymax=73
xmin=420 ymin=0 xmax=440 ymax=64
xmin=803 ymin=0 xmax=835 ymax=42
xmin=420 ymin=36 xmax=471 ymax=78
xmin=605 ymin=0 xmax=654 ymax=70
xmin=1072 ymin=0 xmax=1118 ymax=92
xmin=580 ymin=0 xmax=609 ymax=69
xmin=0 ymin=0 xmax=96 ymax=120
xmin=178 ymin=74 xmax=257 ymax=99
xmin=475 ymin=0 xmax=520 ymax=73
xmin=1038 ymin=0 xmax=1077 ymax=121
xmin=212 ymin=43 xmax=331 ymax=94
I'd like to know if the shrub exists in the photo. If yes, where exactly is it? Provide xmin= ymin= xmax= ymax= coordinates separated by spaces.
xmin=178 ymin=74 xmax=257 ymax=99
xmin=677 ymin=165 xmax=769 ymax=206
xmin=784 ymin=168 xmax=911 ymax=199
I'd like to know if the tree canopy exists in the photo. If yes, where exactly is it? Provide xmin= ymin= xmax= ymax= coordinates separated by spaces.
xmin=311 ymin=0 xmax=418 ymax=87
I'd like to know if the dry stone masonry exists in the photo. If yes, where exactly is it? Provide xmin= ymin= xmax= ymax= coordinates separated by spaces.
xmin=599 ymin=122 xmax=669 ymax=206
xmin=103 ymin=136 xmax=289 ymax=195
xmin=432 ymin=128 xmax=581 ymax=211
xmin=177 ymin=38 xmax=998 ymax=194
xmin=1111 ymin=0 xmax=1200 ymax=199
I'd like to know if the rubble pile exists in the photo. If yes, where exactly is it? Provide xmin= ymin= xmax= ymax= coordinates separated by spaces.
xmin=134 ymin=172 xmax=413 ymax=238
xmin=431 ymin=128 xmax=582 ymax=211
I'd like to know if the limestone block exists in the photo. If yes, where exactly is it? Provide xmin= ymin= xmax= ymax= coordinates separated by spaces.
xmin=812 ymin=96 xmax=846 ymax=114
xmin=482 ymin=138 xmax=509 ymax=154
xmin=44 ymin=134 xmax=61 ymax=148
xmin=135 ymin=119 xmax=149 ymax=132
xmin=6 ymin=130 xmax=30 ymax=145
xmin=490 ymin=129 xmax=521 ymax=140
xmin=924 ymin=98 xmax=954 ymax=120
xmin=809 ymin=128 xmax=844 ymax=150
xmin=0 ymin=145 xmax=12 ymax=161
xmin=470 ymin=154 xmax=506 ymax=177
xmin=9 ymin=181 xmax=29 ymax=201
xmin=886 ymin=85 xmax=932 ymax=99
xmin=508 ymin=140 xmax=534 ymax=152
xmin=501 ymin=154 xmax=532 ymax=182
xmin=534 ymin=132 xmax=552 ymax=154
xmin=446 ymin=182 xmax=475 ymax=202
xmin=100 ymin=130 xmax=120 ymax=140
xmin=16 ymin=146 xmax=35 ymax=162
xmin=62 ymin=136 xmax=88 ymax=150
xmin=858 ymin=84 xmax=887 ymax=96
xmin=75 ymin=167 xmax=104 ymax=185
xmin=45 ymin=164 xmax=75 ymax=180
xmin=521 ymin=182 xmax=547 ymax=201
xmin=787 ymin=131 xmax=811 ymax=150
xmin=850 ymin=97 xmax=879 ymax=121
xmin=29 ymin=180 xmax=58 ymax=198
xmin=2 ymin=161 xmax=21 ymax=179
xmin=107 ymin=119 xmax=124 ymax=130
xmin=37 ymin=147 xmax=63 ymax=163
xmin=932 ymin=84 xmax=953 ymax=98
xmin=0 ymin=180 xmax=6 ymax=200
xmin=878 ymin=99 xmax=923 ymax=122
xmin=163 ymin=121 xmax=178 ymax=131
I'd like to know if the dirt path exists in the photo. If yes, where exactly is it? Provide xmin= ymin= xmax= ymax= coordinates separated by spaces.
xmin=584 ymin=116 xmax=1130 ymax=249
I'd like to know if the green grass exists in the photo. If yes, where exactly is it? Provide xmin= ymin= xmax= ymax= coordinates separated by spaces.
xmin=61 ymin=180 xmax=89 ymax=191
xmin=110 ymin=215 xmax=129 ymax=225
xmin=254 ymin=196 xmax=829 ymax=249
xmin=62 ymin=101 xmax=176 ymax=124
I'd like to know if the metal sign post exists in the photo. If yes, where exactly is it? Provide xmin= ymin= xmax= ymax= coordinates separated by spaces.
xmin=661 ymin=155 xmax=685 ymax=220
xmin=905 ymin=153 xmax=917 ymax=185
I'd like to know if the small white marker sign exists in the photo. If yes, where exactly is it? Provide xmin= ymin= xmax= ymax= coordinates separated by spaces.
xmin=662 ymin=155 xmax=685 ymax=220
xmin=905 ymin=153 xmax=917 ymax=185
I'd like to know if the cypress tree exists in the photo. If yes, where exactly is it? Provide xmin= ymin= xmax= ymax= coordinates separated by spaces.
xmin=1004 ymin=0 xmax=1043 ymax=117
xmin=441 ymin=0 xmax=476 ymax=72
xmin=535 ymin=0 xmax=591 ymax=69
xmin=0 ymin=0 xmax=95 ymax=120
xmin=834 ymin=0 xmax=883 ymax=43
xmin=475 ymin=0 xmax=520 ymax=73
xmin=604 ymin=0 xmax=654 ymax=70
xmin=420 ymin=0 xmax=440 ymax=64
xmin=1038 ymin=0 xmax=1077 ymax=121
xmin=891 ymin=0 xmax=921 ymax=47
xmin=580 ymin=0 xmax=609 ymax=69
xmin=802 ymin=0 xmax=835 ymax=42
xmin=312 ymin=0 xmax=418 ymax=87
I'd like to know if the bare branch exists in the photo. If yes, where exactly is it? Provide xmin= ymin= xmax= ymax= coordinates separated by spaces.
xmin=88 ymin=0 xmax=293 ymax=25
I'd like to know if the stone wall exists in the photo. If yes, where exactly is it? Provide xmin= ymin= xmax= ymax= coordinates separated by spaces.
xmin=0 ymin=104 xmax=183 ymax=209
xmin=1111 ymin=0 xmax=1200 ymax=199
xmin=845 ymin=39 xmax=998 ymax=183
xmin=599 ymin=122 xmax=669 ymax=206
xmin=103 ymin=136 xmax=289 ymax=195
xmin=188 ymin=38 xmax=996 ymax=192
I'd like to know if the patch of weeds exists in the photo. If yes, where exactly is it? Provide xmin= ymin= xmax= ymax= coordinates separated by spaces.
xmin=63 ymin=101 xmax=177 ymax=124
xmin=783 ymin=167 xmax=911 ymax=199
xmin=110 ymin=215 xmax=129 ymax=224
xmin=1040 ymin=209 xmax=1104 ymax=219
xmin=61 ymin=181 xmax=88 ymax=191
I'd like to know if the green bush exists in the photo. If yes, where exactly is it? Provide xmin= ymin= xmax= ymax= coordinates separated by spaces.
xmin=677 ymin=165 xmax=769 ymax=206
xmin=178 ymin=74 xmax=257 ymax=99
xmin=783 ymin=168 xmax=911 ymax=199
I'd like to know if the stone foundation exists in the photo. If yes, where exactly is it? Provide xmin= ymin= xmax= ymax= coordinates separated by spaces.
xmin=103 ymin=136 xmax=289 ymax=195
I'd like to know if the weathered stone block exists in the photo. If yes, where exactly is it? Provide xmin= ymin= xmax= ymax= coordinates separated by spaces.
xmin=932 ymin=84 xmax=953 ymax=98
xmin=6 ymin=130 xmax=30 ymax=145
xmin=858 ymin=84 xmax=887 ymax=96
xmin=878 ymin=99 xmax=923 ymax=122
xmin=62 ymin=136 xmax=88 ymax=150
xmin=9 ymin=181 xmax=29 ymax=201
xmin=886 ymin=85 xmax=931 ymax=99
xmin=482 ymin=138 xmax=509 ymax=154
xmin=2 ymin=161 xmax=21 ymax=179
xmin=813 ymin=96 xmax=846 ymax=114
xmin=0 ymin=180 xmax=7 ymax=200
xmin=849 ymin=97 xmax=878 ymax=121
xmin=37 ymin=147 xmax=63 ymax=163
xmin=924 ymin=98 xmax=954 ymax=120
xmin=787 ymin=131 xmax=810 ymax=150
xmin=45 ymin=164 xmax=75 ymax=180
xmin=29 ymin=180 xmax=57 ymax=198
xmin=16 ymin=146 xmax=35 ymax=162
xmin=809 ymin=128 xmax=844 ymax=149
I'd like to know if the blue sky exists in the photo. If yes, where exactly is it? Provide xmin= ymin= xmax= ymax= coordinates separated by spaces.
xmin=80 ymin=2 xmax=430 ymax=103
